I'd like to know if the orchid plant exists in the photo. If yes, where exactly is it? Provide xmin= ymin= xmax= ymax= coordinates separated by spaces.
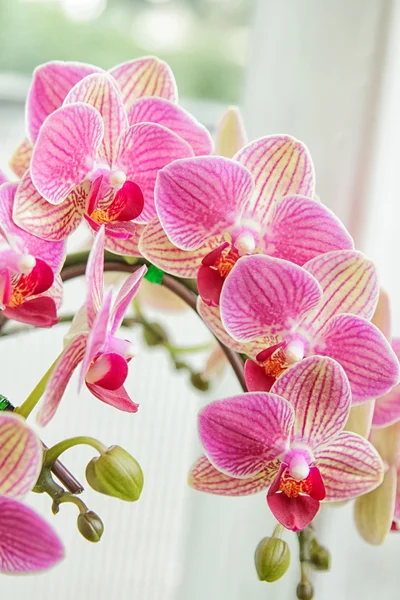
xmin=0 ymin=55 xmax=399 ymax=600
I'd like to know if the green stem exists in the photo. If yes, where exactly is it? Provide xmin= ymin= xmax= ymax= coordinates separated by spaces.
xmin=57 ymin=493 xmax=88 ymax=514
xmin=165 ymin=341 xmax=213 ymax=355
xmin=15 ymin=353 xmax=61 ymax=419
xmin=44 ymin=436 xmax=107 ymax=468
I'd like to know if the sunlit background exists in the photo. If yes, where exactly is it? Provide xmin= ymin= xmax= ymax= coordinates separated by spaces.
xmin=1 ymin=1 xmax=400 ymax=599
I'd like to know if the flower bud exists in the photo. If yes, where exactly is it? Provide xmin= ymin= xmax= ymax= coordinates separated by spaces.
xmin=190 ymin=373 xmax=210 ymax=392
xmin=86 ymin=445 xmax=144 ymax=502
xmin=77 ymin=511 xmax=104 ymax=543
xmin=296 ymin=581 xmax=314 ymax=600
xmin=143 ymin=322 xmax=168 ymax=346
xmin=309 ymin=539 xmax=330 ymax=571
xmin=254 ymin=536 xmax=290 ymax=582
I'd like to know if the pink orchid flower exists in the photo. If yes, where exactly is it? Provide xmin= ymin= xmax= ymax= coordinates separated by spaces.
xmin=218 ymin=251 xmax=399 ymax=404
xmin=0 ymin=411 xmax=64 ymax=572
xmin=192 ymin=356 xmax=383 ymax=531
xmin=0 ymin=182 xmax=64 ymax=327
xmin=140 ymin=136 xmax=353 ymax=305
xmin=38 ymin=226 xmax=146 ymax=426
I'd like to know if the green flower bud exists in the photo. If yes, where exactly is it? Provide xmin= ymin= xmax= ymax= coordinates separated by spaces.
xmin=77 ymin=511 xmax=104 ymax=543
xmin=296 ymin=581 xmax=314 ymax=600
xmin=86 ymin=445 xmax=144 ymax=502
xmin=309 ymin=539 xmax=330 ymax=571
xmin=143 ymin=322 xmax=168 ymax=346
xmin=190 ymin=372 xmax=210 ymax=392
xmin=254 ymin=536 xmax=290 ymax=582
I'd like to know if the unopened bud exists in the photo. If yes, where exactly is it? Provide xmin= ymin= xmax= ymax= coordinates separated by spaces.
xmin=77 ymin=510 xmax=104 ymax=543
xmin=143 ymin=322 xmax=168 ymax=346
xmin=296 ymin=581 xmax=314 ymax=600
xmin=86 ymin=445 xmax=144 ymax=502
xmin=309 ymin=539 xmax=330 ymax=571
xmin=254 ymin=536 xmax=290 ymax=582
xmin=190 ymin=372 xmax=210 ymax=392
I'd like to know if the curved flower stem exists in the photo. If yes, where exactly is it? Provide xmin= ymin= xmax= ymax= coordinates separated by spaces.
xmin=44 ymin=436 xmax=107 ymax=468
xmin=15 ymin=353 xmax=61 ymax=419
xmin=61 ymin=259 xmax=247 ymax=392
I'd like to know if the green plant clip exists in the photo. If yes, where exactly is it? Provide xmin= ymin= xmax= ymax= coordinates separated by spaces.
xmin=144 ymin=265 xmax=164 ymax=285
xmin=0 ymin=394 xmax=14 ymax=411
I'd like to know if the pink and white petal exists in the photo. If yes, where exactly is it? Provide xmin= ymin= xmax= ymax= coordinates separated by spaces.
xmin=105 ymin=226 xmax=143 ymax=257
xmin=265 ymin=195 xmax=354 ymax=266
xmin=316 ymin=431 xmax=384 ymax=501
xmin=140 ymin=218 xmax=221 ymax=277
xmin=234 ymin=135 xmax=315 ymax=220
xmin=85 ymin=226 xmax=105 ymax=327
xmin=27 ymin=60 xmax=101 ymax=141
xmin=128 ymin=97 xmax=213 ymax=156
xmin=302 ymin=250 xmax=379 ymax=335
xmin=197 ymin=298 xmax=265 ymax=358
xmin=345 ymin=400 xmax=375 ymax=439
xmin=314 ymin=314 xmax=400 ymax=405
xmin=110 ymin=56 xmax=178 ymax=108
xmin=9 ymin=138 xmax=33 ymax=178
xmin=220 ymin=254 xmax=322 ymax=343
xmin=215 ymin=106 xmax=247 ymax=158
xmin=271 ymin=356 xmax=351 ymax=449
xmin=31 ymin=103 xmax=104 ymax=204
xmin=0 ymin=182 xmax=66 ymax=272
xmin=188 ymin=455 xmax=279 ymax=496
xmin=37 ymin=334 xmax=87 ymax=426
xmin=373 ymin=384 xmax=400 ymax=428
xmin=65 ymin=73 xmax=128 ymax=166
xmin=372 ymin=288 xmax=392 ymax=341
xmin=3 ymin=297 xmax=58 ymax=328
xmin=354 ymin=466 xmax=397 ymax=545
xmin=86 ymin=382 xmax=139 ymax=413
xmin=0 ymin=412 xmax=42 ymax=499
xmin=0 ymin=496 xmax=64 ymax=573
xmin=370 ymin=422 xmax=400 ymax=467
xmin=0 ymin=171 xmax=6 ymax=185
xmin=14 ymin=173 xmax=87 ymax=242
xmin=111 ymin=265 xmax=147 ymax=333
xmin=116 ymin=122 xmax=193 ymax=224
xmin=38 ymin=274 xmax=63 ymax=310
xmin=198 ymin=392 xmax=294 ymax=478
xmin=155 ymin=156 xmax=253 ymax=250
xmin=79 ymin=289 xmax=112 ymax=389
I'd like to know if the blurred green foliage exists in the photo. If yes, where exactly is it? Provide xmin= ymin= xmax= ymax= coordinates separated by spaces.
xmin=0 ymin=0 xmax=253 ymax=101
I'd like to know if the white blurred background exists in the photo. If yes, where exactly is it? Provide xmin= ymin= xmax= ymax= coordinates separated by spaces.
xmin=1 ymin=0 xmax=400 ymax=598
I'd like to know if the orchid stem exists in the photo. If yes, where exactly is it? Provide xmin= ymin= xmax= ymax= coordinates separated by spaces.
xmin=15 ymin=353 xmax=61 ymax=419
xmin=44 ymin=436 xmax=107 ymax=468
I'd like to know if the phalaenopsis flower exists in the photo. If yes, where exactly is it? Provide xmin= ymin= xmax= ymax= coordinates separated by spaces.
xmin=37 ymin=226 xmax=146 ymax=426
xmin=0 ymin=411 xmax=63 ymax=573
xmin=190 ymin=356 xmax=383 ymax=531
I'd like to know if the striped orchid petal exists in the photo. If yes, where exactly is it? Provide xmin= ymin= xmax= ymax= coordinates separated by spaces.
xmin=111 ymin=265 xmax=147 ymax=333
xmin=65 ymin=73 xmax=128 ymax=166
xmin=271 ymin=356 xmax=351 ymax=449
xmin=27 ymin=60 xmax=100 ymax=141
xmin=0 ymin=412 xmax=42 ymax=500
xmin=105 ymin=224 xmax=143 ymax=257
xmin=0 ymin=496 xmax=64 ymax=573
xmin=14 ymin=173 xmax=88 ymax=242
xmin=302 ymin=250 xmax=379 ymax=334
xmin=316 ymin=431 xmax=384 ymax=501
xmin=373 ymin=339 xmax=400 ymax=427
xmin=265 ymin=195 xmax=354 ymax=265
xmin=354 ymin=466 xmax=397 ymax=545
xmin=86 ymin=382 xmax=139 ymax=412
xmin=9 ymin=138 xmax=33 ymax=178
xmin=234 ymin=135 xmax=315 ymax=220
xmin=37 ymin=334 xmax=87 ymax=426
xmin=188 ymin=455 xmax=279 ymax=496
xmin=220 ymin=255 xmax=322 ymax=343
xmin=128 ymin=97 xmax=213 ymax=156
xmin=0 ymin=182 xmax=66 ymax=272
xmin=31 ymin=103 xmax=104 ymax=205
xmin=139 ymin=218 xmax=223 ymax=278
xmin=314 ymin=314 xmax=400 ymax=404
xmin=197 ymin=299 xmax=265 ymax=359
xmin=198 ymin=392 xmax=294 ymax=478
xmin=79 ymin=290 xmax=112 ymax=390
xmin=0 ymin=171 xmax=6 ymax=185
xmin=116 ymin=123 xmax=193 ymax=224
xmin=215 ymin=106 xmax=247 ymax=158
xmin=155 ymin=156 xmax=253 ymax=250
xmin=85 ymin=226 xmax=105 ymax=327
xmin=110 ymin=56 xmax=178 ymax=108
